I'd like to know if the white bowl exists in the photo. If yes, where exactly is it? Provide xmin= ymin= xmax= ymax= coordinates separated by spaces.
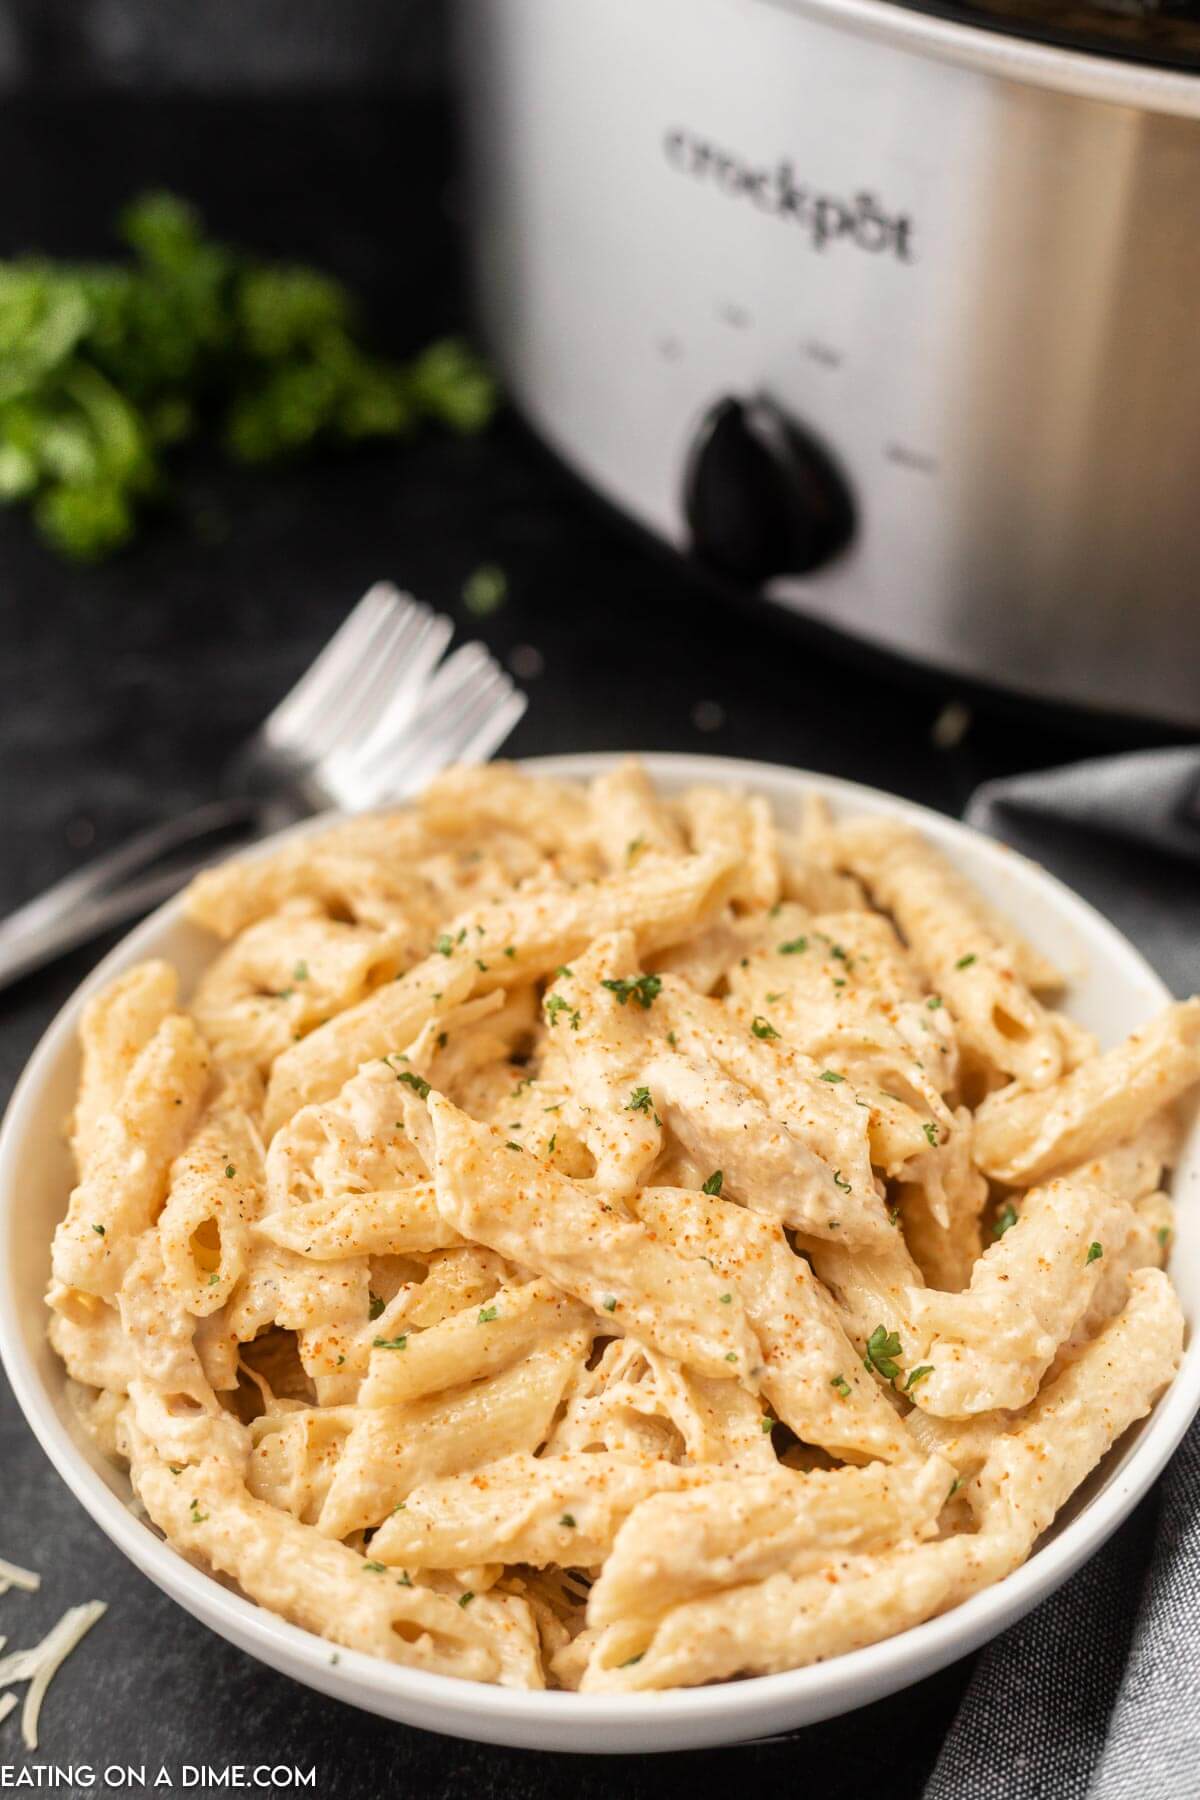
xmin=1 ymin=753 xmax=1196 ymax=1754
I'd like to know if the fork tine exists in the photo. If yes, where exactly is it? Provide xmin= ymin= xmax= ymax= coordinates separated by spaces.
xmin=264 ymin=582 xmax=396 ymax=744
xmin=313 ymin=620 xmax=469 ymax=793
xmin=458 ymin=686 xmax=528 ymax=767
xmin=393 ymin=675 xmax=526 ymax=796
xmin=265 ymin=584 xmax=400 ymax=747
xmin=299 ymin=598 xmax=443 ymax=760
xmin=265 ymin=585 xmax=426 ymax=750
xmin=282 ymin=592 xmax=431 ymax=756
xmin=324 ymin=645 xmax=525 ymax=809
xmin=340 ymin=608 xmax=455 ymax=764
xmin=431 ymin=682 xmax=528 ymax=776
xmin=327 ymin=642 xmax=492 ymax=790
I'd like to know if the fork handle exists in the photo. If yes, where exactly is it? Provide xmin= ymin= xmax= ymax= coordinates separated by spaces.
xmin=0 ymin=797 xmax=264 ymax=994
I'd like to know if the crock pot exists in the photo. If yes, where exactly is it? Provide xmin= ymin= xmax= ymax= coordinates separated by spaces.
xmin=457 ymin=0 xmax=1200 ymax=727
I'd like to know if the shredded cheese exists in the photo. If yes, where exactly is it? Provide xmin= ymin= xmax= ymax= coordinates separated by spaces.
xmin=0 ymin=1558 xmax=40 ymax=1597
xmin=0 ymin=1600 xmax=107 ymax=1750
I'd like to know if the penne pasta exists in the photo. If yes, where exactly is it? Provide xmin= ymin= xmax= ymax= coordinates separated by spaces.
xmin=45 ymin=759 xmax=1194 ymax=1694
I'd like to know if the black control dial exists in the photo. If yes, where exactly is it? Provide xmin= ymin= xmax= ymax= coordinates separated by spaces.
xmin=683 ymin=394 xmax=854 ymax=584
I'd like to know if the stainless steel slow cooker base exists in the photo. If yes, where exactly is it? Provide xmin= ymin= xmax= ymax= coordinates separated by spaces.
xmin=460 ymin=0 xmax=1200 ymax=727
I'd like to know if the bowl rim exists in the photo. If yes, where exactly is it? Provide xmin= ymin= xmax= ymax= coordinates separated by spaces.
xmin=1 ymin=749 xmax=1195 ymax=1746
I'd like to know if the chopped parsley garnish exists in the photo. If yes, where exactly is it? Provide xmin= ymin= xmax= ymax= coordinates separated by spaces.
xmin=725 ymin=1352 xmax=738 ymax=1364
xmin=477 ymin=1305 xmax=499 ymax=1324
xmin=863 ymin=1325 xmax=903 ymax=1382
xmin=948 ymin=1477 xmax=963 ymax=1500
xmin=547 ymin=1133 xmax=557 ymax=1154
xmin=620 ymin=1654 xmax=644 ymax=1668
xmin=602 ymin=1295 xmax=618 ymax=1313
xmin=190 ymin=1500 xmax=208 ymax=1524
xmin=923 ymin=1122 xmax=939 ymax=1147
xmin=830 ymin=944 xmax=848 ymax=963
xmin=555 ymin=965 xmax=575 ymax=979
xmin=505 ymin=1140 xmax=522 ymax=1151
xmin=765 ymin=991 xmax=783 ymax=1004
xmin=666 ymin=1030 xmax=678 ymax=1047
xmin=560 ymin=1514 xmax=577 ymax=1529
xmin=751 ymin=1015 xmax=780 ymax=1040
xmin=719 ymin=1293 xmax=732 ymax=1305
xmin=544 ymin=994 xmax=580 ymax=1029
xmin=511 ymin=1076 xmax=533 ymax=1097
xmin=434 ymin=933 xmax=454 ymax=957
xmin=778 ymin=937 xmax=808 ymax=955
xmin=463 ymin=563 xmax=507 ymax=617
xmin=1158 ymin=1226 xmax=1171 ymax=1248
xmin=830 ymin=1374 xmax=851 ymax=1398
xmin=397 ymin=1070 xmax=431 ymax=1099
xmin=457 ymin=1591 xmax=475 ymax=1608
xmin=761 ymin=1417 xmax=775 ymax=1433
xmin=224 ymin=1164 xmax=236 ymax=1179
xmin=993 ymin=1203 xmax=1019 ymax=1240
xmin=819 ymin=1069 xmax=845 ymax=1084
xmin=955 ymin=953 xmax=977 ymax=970
xmin=600 ymin=973 xmax=662 ymax=1009
xmin=701 ymin=1170 xmax=724 ymax=1196
xmin=626 ymin=1086 xmax=661 ymax=1124
xmin=904 ymin=1365 xmax=934 ymax=1393
xmin=368 ymin=1293 xmax=385 ymax=1321
xmin=626 ymin=837 xmax=646 ymax=861
xmin=92 ymin=1223 xmax=105 ymax=1236
xmin=1086 ymin=1241 xmax=1104 ymax=1264
xmin=503 ymin=946 xmax=516 ymax=958
xmin=293 ymin=960 xmax=309 ymax=981
xmin=363 ymin=1561 xmax=386 ymax=1574
xmin=396 ymin=1570 xmax=413 ymax=1587
xmin=926 ymin=995 xmax=943 ymax=1011
xmin=832 ymin=1170 xmax=851 ymax=1193
xmin=208 ymin=1272 xmax=220 ymax=1286
xmin=475 ymin=959 xmax=489 ymax=973
xmin=373 ymin=1335 xmax=408 ymax=1350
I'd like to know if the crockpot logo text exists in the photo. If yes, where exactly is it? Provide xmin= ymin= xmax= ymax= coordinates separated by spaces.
xmin=663 ymin=128 xmax=914 ymax=262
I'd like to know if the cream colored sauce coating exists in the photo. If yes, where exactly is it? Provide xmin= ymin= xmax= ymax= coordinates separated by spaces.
xmin=46 ymin=758 xmax=1196 ymax=1691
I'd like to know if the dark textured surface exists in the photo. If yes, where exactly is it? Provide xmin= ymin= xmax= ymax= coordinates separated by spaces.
xmin=0 ymin=0 xmax=448 ymax=92
xmin=0 ymin=93 xmax=1165 ymax=1797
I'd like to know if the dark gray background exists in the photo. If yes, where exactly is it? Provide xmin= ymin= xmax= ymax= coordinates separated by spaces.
xmin=0 ymin=14 xmax=1180 ymax=1796
xmin=0 ymin=0 xmax=448 ymax=90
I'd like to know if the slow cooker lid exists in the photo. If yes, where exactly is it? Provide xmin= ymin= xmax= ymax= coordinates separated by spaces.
xmin=890 ymin=0 xmax=1200 ymax=71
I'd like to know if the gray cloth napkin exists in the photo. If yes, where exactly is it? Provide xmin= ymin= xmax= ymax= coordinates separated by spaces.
xmin=924 ymin=747 xmax=1200 ymax=1799
xmin=964 ymin=746 xmax=1199 ymax=999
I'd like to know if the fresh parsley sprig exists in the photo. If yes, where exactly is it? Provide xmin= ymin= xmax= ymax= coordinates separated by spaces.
xmin=600 ymin=973 xmax=662 ymax=1009
xmin=863 ymin=1325 xmax=903 ymax=1382
xmin=0 ymin=192 xmax=497 ymax=561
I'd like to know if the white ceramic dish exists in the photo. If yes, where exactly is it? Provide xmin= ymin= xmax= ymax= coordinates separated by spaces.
xmin=1 ymin=752 xmax=1196 ymax=1754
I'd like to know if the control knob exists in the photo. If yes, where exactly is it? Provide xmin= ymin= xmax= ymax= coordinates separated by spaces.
xmin=683 ymin=394 xmax=854 ymax=583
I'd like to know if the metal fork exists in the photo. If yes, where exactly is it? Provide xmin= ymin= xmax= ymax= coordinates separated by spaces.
xmin=0 ymin=584 xmax=527 ymax=992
